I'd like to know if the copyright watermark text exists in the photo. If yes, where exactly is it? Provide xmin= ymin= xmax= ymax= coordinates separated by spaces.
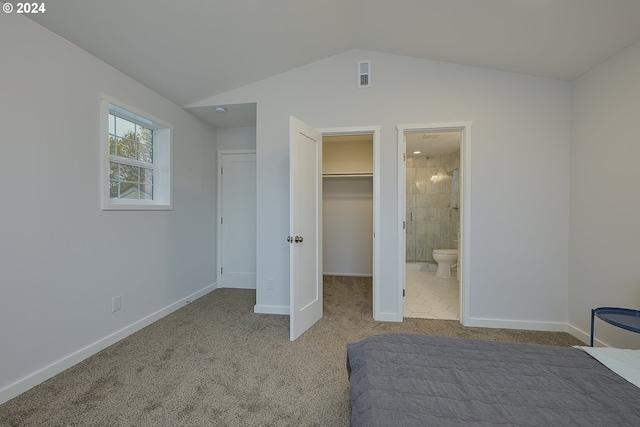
xmin=3 ymin=3 xmax=47 ymax=14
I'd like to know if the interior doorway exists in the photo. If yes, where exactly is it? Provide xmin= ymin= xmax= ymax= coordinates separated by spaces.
xmin=288 ymin=120 xmax=381 ymax=340
xmin=397 ymin=122 xmax=472 ymax=325
xmin=404 ymin=130 xmax=461 ymax=320
xmin=322 ymin=134 xmax=373 ymax=278
xmin=216 ymin=150 xmax=257 ymax=289
xmin=319 ymin=126 xmax=381 ymax=320
xmin=319 ymin=126 xmax=386 ymax=312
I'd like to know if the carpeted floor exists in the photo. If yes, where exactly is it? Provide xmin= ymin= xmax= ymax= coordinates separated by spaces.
xmin=0 ymin=276 xmax=583 ymax=426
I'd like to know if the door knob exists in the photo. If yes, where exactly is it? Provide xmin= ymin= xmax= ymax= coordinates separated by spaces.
xmin=295 ymin=236 xmax=303 ymax=243
xmin=287 ymin=236 xmax=293 ymax=243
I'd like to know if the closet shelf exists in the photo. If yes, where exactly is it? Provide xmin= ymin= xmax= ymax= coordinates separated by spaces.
xmin=323 ymin=173 xmax=373 ymax=178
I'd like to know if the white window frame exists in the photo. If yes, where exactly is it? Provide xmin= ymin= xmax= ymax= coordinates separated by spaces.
xmin=100 ymin=95 xmax=173 ymax=210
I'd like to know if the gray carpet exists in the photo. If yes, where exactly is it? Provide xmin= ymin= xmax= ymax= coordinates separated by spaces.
xmin=0 ymin=276 xmax=583 ymax=426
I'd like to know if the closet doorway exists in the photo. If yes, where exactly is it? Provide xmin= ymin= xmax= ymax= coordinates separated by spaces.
xmin=319 ymin=126 xmax=381 ymax=320
xmin=323 ymin=135 xmax=373 ymax=277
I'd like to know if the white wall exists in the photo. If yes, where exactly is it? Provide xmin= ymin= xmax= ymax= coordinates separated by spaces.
xmin=0 ymin=16 xmax=217 ymax=402
xmin=569 ymin=40 xmax=640 ymax=348
xmin=216 ymin=126 xmax=256 ymax=151
xmin=323 ymin=178 xmax=373 ymax=276
xmin=194 ymin=49 xmax=572 ymax=328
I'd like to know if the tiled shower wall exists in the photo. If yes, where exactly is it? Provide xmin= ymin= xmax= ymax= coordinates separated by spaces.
xmin=406 ymin=150 xmax=460 ymax=262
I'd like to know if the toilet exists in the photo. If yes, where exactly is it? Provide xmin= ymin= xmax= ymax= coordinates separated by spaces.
xmin=432 ymin=249 xmax=458 ymax=278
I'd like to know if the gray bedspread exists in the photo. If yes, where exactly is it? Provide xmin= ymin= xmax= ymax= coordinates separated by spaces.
xmin=346 ymin=334 xmax=640 ymax=426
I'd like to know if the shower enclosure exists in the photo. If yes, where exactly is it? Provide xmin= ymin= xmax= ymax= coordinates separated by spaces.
xmin=406 ymin=150 xmax=460 ymax=263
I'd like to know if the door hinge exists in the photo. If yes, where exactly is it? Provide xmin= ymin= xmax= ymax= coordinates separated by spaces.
xmin=403 ymin=289 xmax=405 ymax=297
xmin=221 ymin=267 xmax=223 ymax=274
xmin=403 ymin=153 xmax=406 ymax=161
xmin=403 ymin=221 xmax=406 ymax=230
xmin=221 ymin=167 xmax=223 ymax=175
xmin=221 ymin=217 xmax=223 ymax=224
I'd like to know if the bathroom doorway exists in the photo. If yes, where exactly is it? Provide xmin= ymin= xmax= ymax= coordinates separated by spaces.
xmin=405 ymin=130 xmax=460 ymax=319
xmin=397 ymin=122 xmax=471 ymax=324
xmin=405 ymin=131 xmax=460 ymax=265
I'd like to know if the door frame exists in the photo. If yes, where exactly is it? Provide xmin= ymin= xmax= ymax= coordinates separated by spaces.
xmin=396 ymin=122 xmax=472 ymax=325
xmin=318 ymin=125 xmax=382 ymax=320
xmin=216 ymin=149 xmax=257 ymax=289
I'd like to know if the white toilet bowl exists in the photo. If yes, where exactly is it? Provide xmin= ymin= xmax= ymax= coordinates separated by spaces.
xmin=433 ymin=249 xmax=458 ymax=278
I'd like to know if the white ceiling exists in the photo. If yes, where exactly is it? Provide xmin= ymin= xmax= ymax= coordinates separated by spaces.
xmin=406 ymin=131 xmax=461 ymax=157
xmin=187 ymin=103 xmax=257 ymax=129
xmin=27 ymin=0 xmax=640 ymax=127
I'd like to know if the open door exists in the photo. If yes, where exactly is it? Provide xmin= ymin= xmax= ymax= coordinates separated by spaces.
xmin=289 ymin=116 xmax=322 ymax=341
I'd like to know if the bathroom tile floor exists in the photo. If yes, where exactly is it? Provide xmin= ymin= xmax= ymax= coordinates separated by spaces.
xmin=405 ymin=264 xmax=460 ymax=320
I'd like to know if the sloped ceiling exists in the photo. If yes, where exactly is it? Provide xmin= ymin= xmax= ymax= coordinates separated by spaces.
xmin=28 ymin=0 xmax=640 ymax=112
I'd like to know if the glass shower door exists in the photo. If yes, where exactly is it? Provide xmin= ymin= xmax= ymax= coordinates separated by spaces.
xmin=406 ymin=159 xmax=417 ymax=262
xmin=406 ymin=210 xmax=416 ymax=262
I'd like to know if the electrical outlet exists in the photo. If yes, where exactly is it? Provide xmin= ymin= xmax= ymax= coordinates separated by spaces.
xmin=266 ymin=278 xmax=275 ymax=290
xmin=112 ymin=295 xmax=121 ymax=312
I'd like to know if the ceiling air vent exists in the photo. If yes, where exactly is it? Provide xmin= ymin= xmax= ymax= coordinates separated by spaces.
xmin=357 ymin=60 xmax=371 ymax=88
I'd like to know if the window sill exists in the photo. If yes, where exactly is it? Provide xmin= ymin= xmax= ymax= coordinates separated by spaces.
xmin=101 ymin=201 xmax=173 ymax=211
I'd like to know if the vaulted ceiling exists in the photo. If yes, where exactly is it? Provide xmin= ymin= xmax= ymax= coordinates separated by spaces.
xmin=29 ymin=0 xmax=640 ymax=110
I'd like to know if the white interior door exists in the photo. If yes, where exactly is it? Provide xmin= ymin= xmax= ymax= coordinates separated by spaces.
xmin=289 ymin=116 xmax=322 ymax=341
xmin=220 ymin=152 xmax=256 ymax=289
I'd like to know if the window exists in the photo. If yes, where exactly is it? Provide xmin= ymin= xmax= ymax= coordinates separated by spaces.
xmin=108 ymin=113 xmax=155 ymax=200
xmin=101 ymin=96 xmax=172 ymax=210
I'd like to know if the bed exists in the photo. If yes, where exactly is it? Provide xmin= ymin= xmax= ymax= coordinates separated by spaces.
xmin=346 ymin=333 xmax=640 ymax=426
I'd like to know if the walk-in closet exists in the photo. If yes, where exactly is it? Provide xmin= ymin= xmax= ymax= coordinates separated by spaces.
xmin=322 ymin=134 xmax=373 ymax=277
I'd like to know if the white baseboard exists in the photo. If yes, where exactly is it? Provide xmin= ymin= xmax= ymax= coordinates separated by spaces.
xmin=0 ymin=283 xmax=217 ymax=405
xmin=465 ymin=316 xmax=569 ymax=332
xmin=322 ymin=272 xmax=373 ymax=277
xmin=220 ymin=284 xmax=257 ymax=290
xmin=254 ymin=304 xmax=289 ymax=315
xmin=566 ymin=323 xmax=596 ymax=346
